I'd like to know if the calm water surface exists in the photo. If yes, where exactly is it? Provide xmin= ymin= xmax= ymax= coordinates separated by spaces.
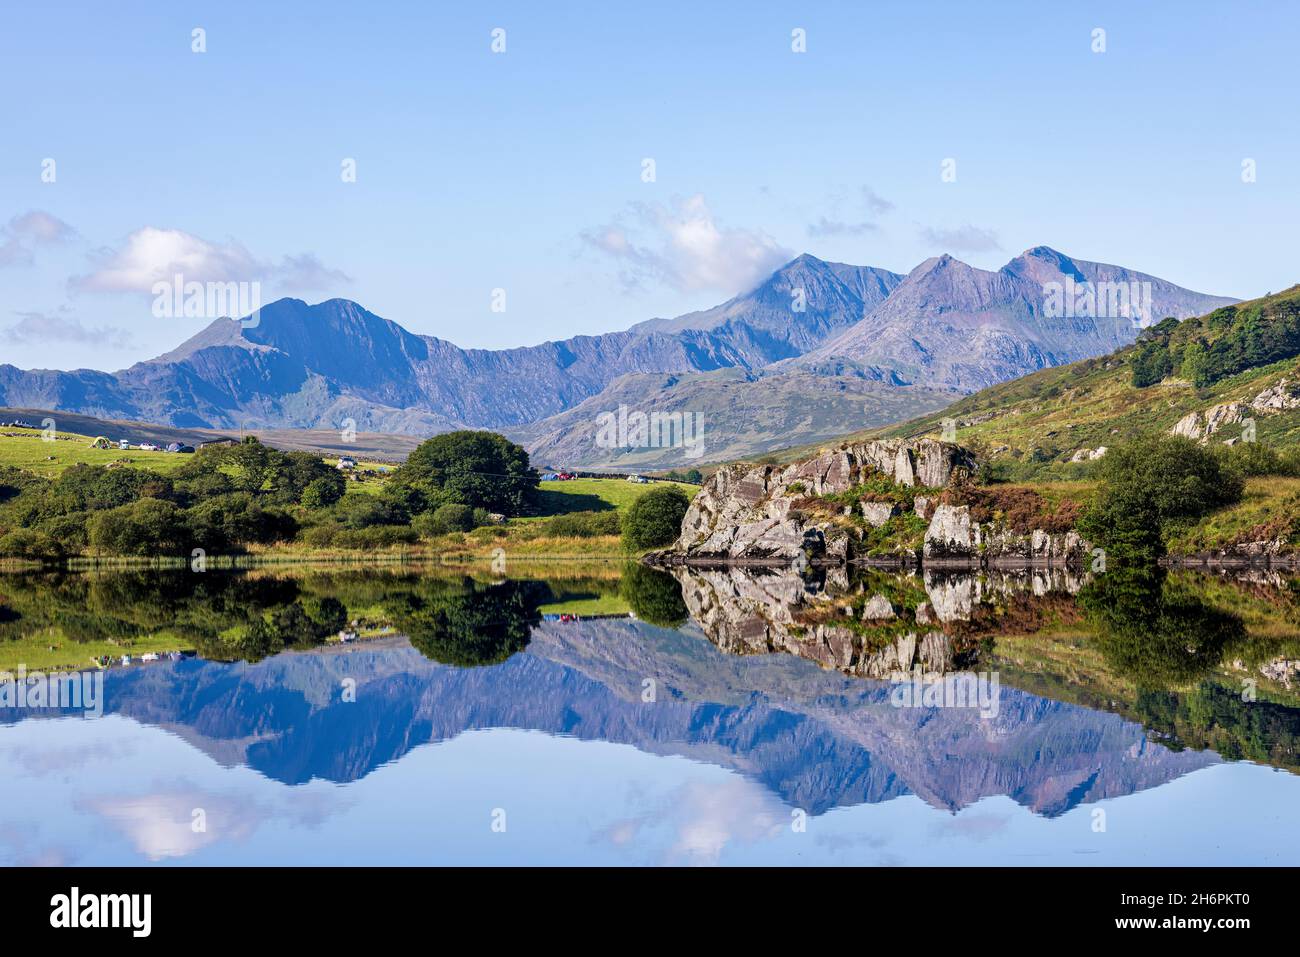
xmin=1 ymin=564 xmax=1297 ymax=865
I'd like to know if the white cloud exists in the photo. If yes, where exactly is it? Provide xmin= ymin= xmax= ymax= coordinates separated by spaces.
xmin=919 ymin=224 xmax=1001 ymax=253
xmin=75 ymin=227 xmax=264 ymax=292
xmin=276 ymin=253 xmax=353 ymax=291
xmin=807 ymin=216 xmax=879 ymax=238
xmin=3 ymin=309 xmax=132 ymax=349
xmin=73 ymin=227 xmax=350 ymax=295
xmin=861 ymin=186 xmax=895 ymax=216
xmin=593 ymin=776 xmax=787 ymax=865
xmin=0 ymin=209 xmax=76 ymax=268
xmin=584 ymin=194 xmax=791 ymax=296
xmin=0 ymin=238 xmax=28 ymax=268
xmin=79 ymin=788 xmax=264 ymax=861
xmin=805 ymin=186 xmax=894 ymax=240
xmin=9 ymin=210 xmax=76 ymax=244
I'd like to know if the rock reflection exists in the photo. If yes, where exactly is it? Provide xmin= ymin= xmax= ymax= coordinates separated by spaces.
xmin=670 ymin=564 xmax=1086 ymax=680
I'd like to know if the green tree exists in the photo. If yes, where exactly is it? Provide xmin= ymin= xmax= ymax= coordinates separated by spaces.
xmin=1078 ymin=435 xmax=1243 ymax=561
xmin=432 ymin=502 xmax=476 ymax=531
xmin=272 ymin=451 xmax=343 ymax=504
xmin=300 ymin=475 xmax=345 ymax=509
xmin=619 ymin=562 xmax=688 ymax=627
xmin=392 ymin=431 xmax=537 ymax=516
xmin=621 ymin=485 xmax=691 ymax=551
xmin=1079 ymin=568 xmax=1246 ymax=689
xmin=1180 ymin=340 xmax=1209 ymax=386
xmin=390 ymin=578 xmax=550 ymax=667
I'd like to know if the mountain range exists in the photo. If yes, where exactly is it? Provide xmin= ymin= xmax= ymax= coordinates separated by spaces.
xmin=1 ymin=616 xmax=1217 ymax=817
xmin=0 ymin=247 xmax=1236 ymax=465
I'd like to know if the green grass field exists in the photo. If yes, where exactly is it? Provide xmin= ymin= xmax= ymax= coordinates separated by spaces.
xmin=538 ymin=593 xmax=630 ymax=616
xmin=0 ymin=626 xmax=191 ymax=674
xmin=0 ymin=428 xmax=194 ymax=477
xmin=532 ymin=477 xmax=697 ymax=517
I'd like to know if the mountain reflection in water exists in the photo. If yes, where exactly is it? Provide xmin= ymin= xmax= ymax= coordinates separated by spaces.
xmin=0 ymin=562 xmax=1298 ymax=864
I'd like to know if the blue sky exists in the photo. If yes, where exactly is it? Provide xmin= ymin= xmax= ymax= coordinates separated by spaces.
xmin=2 ymin=0 xmax=1298 ymax=371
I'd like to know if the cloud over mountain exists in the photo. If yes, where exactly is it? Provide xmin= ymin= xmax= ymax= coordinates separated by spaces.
xmin=72 ymin=226 xmax=349 ymax=295
xmin=584 ymin=194 xmax=791 ymax=295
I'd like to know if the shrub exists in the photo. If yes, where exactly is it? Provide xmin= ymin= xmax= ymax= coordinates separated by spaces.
xmin=330 ymin=495 xmax=409 ymax=529
xmin=1216 ymin=442 xmax=1300 ymax=478
xmin=1078 ymin=435 xmax=1243 ymax=559
xmin=51 ymin=464 xmax=174 ymax=512
xmin=0 ymin=527 xmax=64 ymax=559
xmin=323 ymin=525 xmax=419 ymax=549
xmin=412 ymin=503 xmax=482 ymax=538
xmin=943 ymin=484 xmax=1082 ymax=534
xmin=184 ymin=494 xmax=297 ymax=550
xmin=432 ymin=503 xmax=476 ymax=532
xmin=86 ymin=498 xmax=186 ymax=556
xmin=544 ymin=510 xmax=620 ymax=538
xmin=621 ymin=485 xmax=691 ymax=551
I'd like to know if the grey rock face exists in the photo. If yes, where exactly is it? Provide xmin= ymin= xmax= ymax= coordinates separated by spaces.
xmin=1069 ymin=446 xmax=1107 ymax=462
xmin=673 ymin=439 xmax=977 ymax=561
xmin=922 ymin=505 xmax=979 ymax=563
xmin=860 ymin=501 xmax=899 ymax=527
xmin=670 ymin=565 xmax=955 ymax=680
xmin=1170 ymin=402 xmax=1248 ymax=443
xmin=923 ymin=504 xmax=1090 ymax=567
xmin=862 ymin=594 xmax=896 ymax=620
xmin=1252 ymin=378 xmax=1300 ymax=413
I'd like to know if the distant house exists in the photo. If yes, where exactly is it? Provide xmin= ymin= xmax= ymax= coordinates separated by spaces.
xmin=199 ymin=437 xmax=238 ymax=449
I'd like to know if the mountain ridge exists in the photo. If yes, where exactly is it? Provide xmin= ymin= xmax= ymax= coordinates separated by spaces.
xmin=0 ymin=248 xmax=1237 ymax=463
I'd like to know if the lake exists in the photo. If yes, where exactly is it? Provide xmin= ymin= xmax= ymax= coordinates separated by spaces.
xmin=0 ymin=561 xmax=1297 ymax=865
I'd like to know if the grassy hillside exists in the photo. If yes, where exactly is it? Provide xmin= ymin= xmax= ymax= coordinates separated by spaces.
xmin=759 ymin=286 xmax=1300 ymax=479
xmin=0 ymin=425 xmax=197 ymax=477
xmin=879 ymin=285 xmax=1300 ymax=479
xmin=0 ymin=406 xmax=422 ymax=463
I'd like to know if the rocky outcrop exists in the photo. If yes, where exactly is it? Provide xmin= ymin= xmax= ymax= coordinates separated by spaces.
xmin=672 ymin=439 xmax=977 ymax=561
xmin=860 ymin=501 xmax=898 ymax=527
xmin=922 ymin=504 xmax=1090 ymax=567
xmin=670 ymin=565 xmax=957 ymax=679
xmin=1260 ymin=658 xmax=1300 ymax=688
xmin=922 ymin=504 xmax=980 ymax=563
xmin=1068 ymin=446 xmax=1107 ymax=462
xmin=1171 ymin=402 xmax=1248 ymax=442
xmin=861 ymin=594 xmax=896 ymax=620
xmin=669 ymin=564 xmax=1087 ymax=683
xmin=1251 ymin=378 xmax=1300 ymax=414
